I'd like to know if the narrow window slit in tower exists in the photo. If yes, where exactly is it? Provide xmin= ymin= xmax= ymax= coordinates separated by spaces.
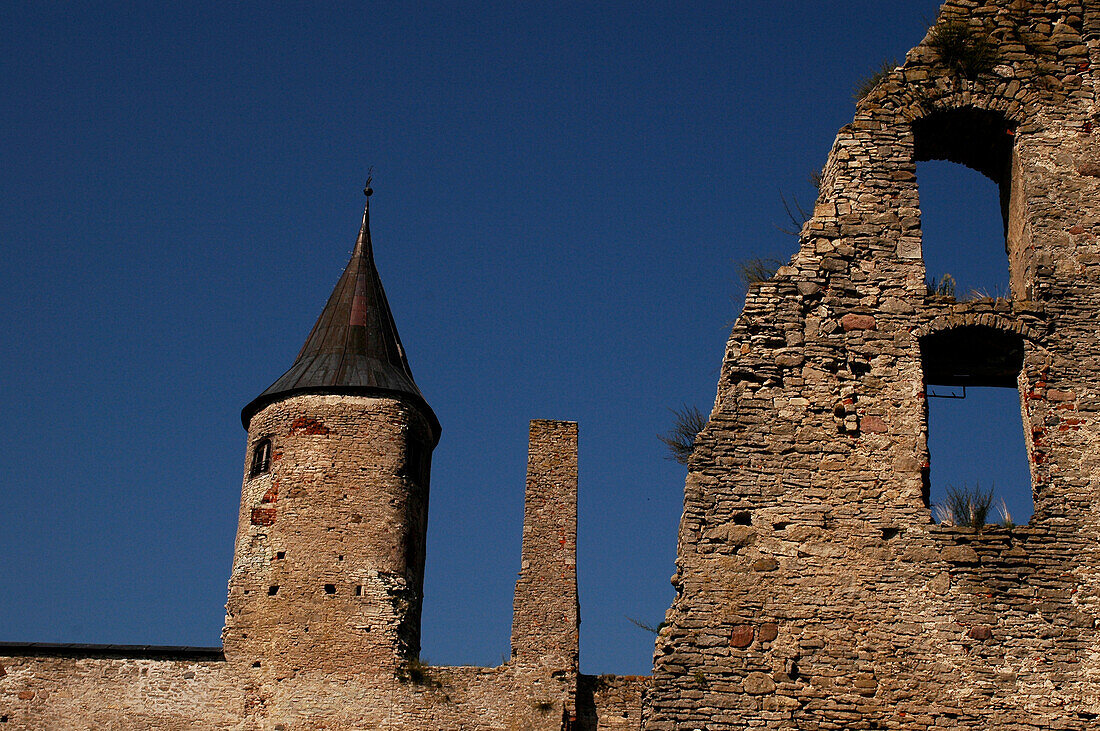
xmin=354 ymin=585 xmax=362 ymax=596
xmin=324 ymin=584 xmax=336 ymax=595
xmin=268 ymin=585 xmax=279 ymax=596
xmin=249 ymin=439 xmax=272 ymax=478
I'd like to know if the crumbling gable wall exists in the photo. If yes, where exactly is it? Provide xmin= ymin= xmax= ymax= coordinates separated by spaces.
xmin=647 ymin=1 xmax=1100 ymax=728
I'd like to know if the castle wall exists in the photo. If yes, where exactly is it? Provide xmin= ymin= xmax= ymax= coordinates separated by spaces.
xmin=577 ymin=674 xmax=649 ymax=730
xmin=0 ymin=651 xmax=236 ymax=729
xmin=2 ymin=420 xmax=643 ymax=730
xmin=0 ymin=653 xmax=645 ymax=730
xmin=646 ymin=1 xmax=1100 ymax=728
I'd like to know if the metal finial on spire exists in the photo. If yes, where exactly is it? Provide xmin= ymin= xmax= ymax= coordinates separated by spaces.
xmin=364 ymin=167 xmax=374 ymax=198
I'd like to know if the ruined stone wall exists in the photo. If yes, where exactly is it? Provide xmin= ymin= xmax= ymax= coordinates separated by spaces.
xmin=646 ymin=0 xmax=1100 ymax=728
xmin=512 ymin=420 xmax=580 ymax=671
xmin=17 ymin=3 xmax=1100 ymax=728
xmin=577 ymin=674 xmax=649 ymax=730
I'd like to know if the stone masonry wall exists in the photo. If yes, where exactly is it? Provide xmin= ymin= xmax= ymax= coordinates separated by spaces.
xmin=0 ymin=651 xmax=236 ymax=729
xmin=512 ymin=420 xmax=580 ymax=672
xmin=578 ymin=674 xmax=649 ymax=730
xmin=225 ymin=394 xmax=436 ymax=675
xmin=646 ymin=0 xmax=1100 ymax=728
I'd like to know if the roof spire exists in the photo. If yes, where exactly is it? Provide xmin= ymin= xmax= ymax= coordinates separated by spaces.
xmin=241 ymin=178 xmax=439 ymax=440
xmin=352 ymin=168 xmax=374 ymax=262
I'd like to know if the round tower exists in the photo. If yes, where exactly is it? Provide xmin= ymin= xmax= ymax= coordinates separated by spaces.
xmin=223 ymin=184 xmax=440 ymax=675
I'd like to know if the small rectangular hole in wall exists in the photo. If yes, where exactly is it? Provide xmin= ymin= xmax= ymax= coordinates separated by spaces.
xmin=268 ymin=585 xmax=279 ymax=596
xmin=734 ymin=512 xmax=751 ymax=525
xmin=324 ymin=584 xmax=336 ymax=594
xmin=275 ymin=551 xmax=285 ymax=560
xmin=354 ymin=585 xmax=362 ymax=596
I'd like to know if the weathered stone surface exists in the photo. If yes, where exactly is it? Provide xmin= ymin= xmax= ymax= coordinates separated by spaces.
xmin=752 ymin=557 xmax=780 ymax=572
xmin=941 ymin=545 xmax=980 ymax=564
xmin=1077 ymin=161 xmax=1100 ymax=177
xmin=967 ymin=625 xmax=994 ymax=641
xmin=860 ymin=414 xmax=889 ymax=433
xmin=840 ymin=313 xmax=877 ymax=331
xmin=881 ymin=296 xmax=915 ymax=314
xmin=742 ymin=672 xmax=775 ymax=695
xmin=730 ymin=625 xmax=754 ymax=648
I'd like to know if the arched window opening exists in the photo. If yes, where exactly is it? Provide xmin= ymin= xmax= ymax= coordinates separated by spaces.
xmin=249 ymin=438 xmax=272 ymax=478
xmin=913 ymin=108 xmax=1019 ymax=299
xmin=920 ymin=327 xmax=1033 ymax=526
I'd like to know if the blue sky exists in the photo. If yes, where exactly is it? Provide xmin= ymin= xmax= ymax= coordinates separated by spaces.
xmin=1 ymin=2 xmax=1029 ymax=676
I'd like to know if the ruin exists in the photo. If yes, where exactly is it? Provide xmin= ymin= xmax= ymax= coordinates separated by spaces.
xmin=5 ymin=0 xmax=1100 ymax=727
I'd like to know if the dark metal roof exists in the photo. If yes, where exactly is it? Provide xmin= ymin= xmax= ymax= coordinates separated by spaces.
xmin=0 ymin=642 xmax=224 ymax=660
xmin=242 ymin=195 xmax=440 ymax=441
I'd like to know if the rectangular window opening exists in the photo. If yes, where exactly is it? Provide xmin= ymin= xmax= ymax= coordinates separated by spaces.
xmin=926 ymin=385 xmax=1033 ymax=527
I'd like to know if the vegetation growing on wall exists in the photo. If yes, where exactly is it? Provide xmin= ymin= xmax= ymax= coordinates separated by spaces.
xmin=658 ymin=405 xmax=706 ymax=465
xmin=853 ymin=60 xmax=898 ymax=102
xmin=929 ymin=20 xmax=998 ymax=79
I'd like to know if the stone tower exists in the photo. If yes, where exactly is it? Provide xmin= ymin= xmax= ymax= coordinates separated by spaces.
xmin=223 ymin=186 xmax=441 ymax=675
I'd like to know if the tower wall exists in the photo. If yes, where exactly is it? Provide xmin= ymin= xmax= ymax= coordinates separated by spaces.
xmin=223 ymin=393 xmax=434 ymax=675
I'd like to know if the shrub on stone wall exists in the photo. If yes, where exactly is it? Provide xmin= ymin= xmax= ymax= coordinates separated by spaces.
xmin=929 ymin=20 xmax=997 ymax=79
xmin=658 ymin=405 xmax=707 ymax=466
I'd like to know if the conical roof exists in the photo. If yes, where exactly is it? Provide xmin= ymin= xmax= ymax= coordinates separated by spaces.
xmin=241 ymin=192 xmax=440 ymax=442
